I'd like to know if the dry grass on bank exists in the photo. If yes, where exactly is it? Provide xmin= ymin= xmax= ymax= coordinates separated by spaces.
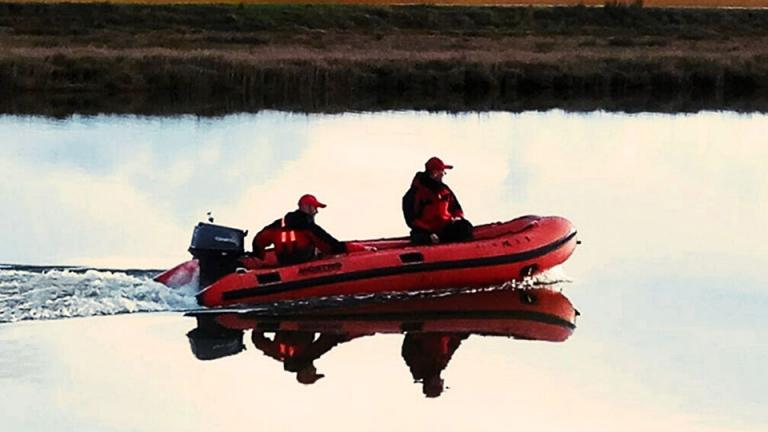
xmin=2 ymin=3 xmax=768 ymax=114
xmin=3 ymin=0 xmax=768 ymax=8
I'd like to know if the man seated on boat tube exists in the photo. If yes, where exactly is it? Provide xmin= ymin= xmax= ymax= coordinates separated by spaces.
xmin=251 ymin=194 xmax=373 ymax=266
xmin=402 ymin=157 xmax=474 ymax=244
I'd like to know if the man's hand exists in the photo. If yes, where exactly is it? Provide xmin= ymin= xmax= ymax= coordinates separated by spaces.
xmin=364 ymin=246 xmax=378 ymax=252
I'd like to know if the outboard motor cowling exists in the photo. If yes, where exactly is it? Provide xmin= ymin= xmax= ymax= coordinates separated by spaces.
xmin=188 ymin=222 xmax=246 ymax=288
xmin=187 ymin=317 xmax=245 ymax=361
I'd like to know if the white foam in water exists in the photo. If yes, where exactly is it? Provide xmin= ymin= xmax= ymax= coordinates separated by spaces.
xmin=529 ymin=266 xmax=573 ymax=287
xmin=0 ymin=267 xmax=199 ymax=323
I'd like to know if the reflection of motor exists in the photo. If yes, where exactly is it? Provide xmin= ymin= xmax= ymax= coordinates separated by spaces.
xmin=188 ymin=222 xmax=246 ymax=288
xmin=187 ymin=316 xmax=245 ymax=361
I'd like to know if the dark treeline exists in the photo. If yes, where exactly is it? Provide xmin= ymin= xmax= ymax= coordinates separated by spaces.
xmin=2 ymin=3 xmax=768 ymax=115
xmin=6 ymin=90 xmax=768 ymax=118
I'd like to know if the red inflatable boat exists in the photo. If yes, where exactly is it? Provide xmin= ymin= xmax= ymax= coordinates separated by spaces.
xmin=156 ymin=215 xmax=578 ymax=308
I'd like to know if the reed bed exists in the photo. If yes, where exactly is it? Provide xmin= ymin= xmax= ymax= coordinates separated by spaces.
xmin=4 ymin=0 xmax=768 ymax=7
xmin=2 ymin=3 xmax=768 ymax=114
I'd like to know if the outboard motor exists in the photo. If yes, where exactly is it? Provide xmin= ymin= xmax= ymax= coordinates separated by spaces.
xmin=187 ymin=316 xmax=245 ymax=361
xmin=188 ymin=222 xmax=247 ymax=288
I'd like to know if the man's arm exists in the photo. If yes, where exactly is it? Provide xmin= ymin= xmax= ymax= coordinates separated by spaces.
xmin=308 ymin=224 xmax=346 ymax=255
xmin=251 ymin=220 xmax=280 ymax=259
xmin=402 ymin=188 xmax=418 ymax=228
xmin=251 ymin=332 xmax=282 ymax=360
xmin=448 ymin=187 xmax=464 ymax=219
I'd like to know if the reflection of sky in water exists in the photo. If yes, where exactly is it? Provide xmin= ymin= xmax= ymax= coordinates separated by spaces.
xmin=1 ymin=111 xmax=767 ymax=431
xmin=4 ymin=111 xmax=765 ymax=270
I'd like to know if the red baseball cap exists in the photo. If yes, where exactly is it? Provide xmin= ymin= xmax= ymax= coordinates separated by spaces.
xmin=425 ymin=157 xmax=453 ymax=172
xmin=298 ymin=194 xmax=327 ymax=208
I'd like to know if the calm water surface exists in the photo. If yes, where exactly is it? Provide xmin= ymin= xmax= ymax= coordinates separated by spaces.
xmin=0 ymin=110 xmax=766 ymax=432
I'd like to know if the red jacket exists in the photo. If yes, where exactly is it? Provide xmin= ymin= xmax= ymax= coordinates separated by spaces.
xmin=251 ymin=331 xmax=360 ymax=371
xmin=402 ymin=172 xmax=464 ymax=232
xmin=252 ymin=210 xmax=364 ymax=265
xmin=401 ymin=333 xmax=468 ymax=382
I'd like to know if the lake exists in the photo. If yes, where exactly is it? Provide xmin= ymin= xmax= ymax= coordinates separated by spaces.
xmin=1 ymin=110 xmax=766 ymax=431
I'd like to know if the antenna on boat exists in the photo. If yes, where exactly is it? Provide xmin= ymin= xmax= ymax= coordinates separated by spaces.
xmin=207 ymin=211 xmax=214 ymax=223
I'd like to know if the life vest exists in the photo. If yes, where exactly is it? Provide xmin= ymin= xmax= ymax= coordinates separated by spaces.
xmin=278 ymin=342 xmax=297 ymax=359
xmin=276 ymin=217 xmax=298 ymax=254
xmin=413 ymin=182 xmax=457 ymax=231
xmin=432 ymin=191 xmax=453 ymax=223
xmin=273 ymin=217 xmax=315 ymax=264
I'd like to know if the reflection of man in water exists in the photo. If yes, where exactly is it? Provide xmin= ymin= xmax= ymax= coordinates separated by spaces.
xmin=401 ymin=332 xmax=469 ymax=398
xmin=251 ymin=330 xmax=363 ymax=384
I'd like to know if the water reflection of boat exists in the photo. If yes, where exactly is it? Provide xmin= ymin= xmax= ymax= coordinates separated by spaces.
xmin=186 ymin=287 xmax=577 ymax=397
xmin=159 ymin=215 xmax=578 ymax=307
xmin=204 ymin=286 xmax=577 ymax=341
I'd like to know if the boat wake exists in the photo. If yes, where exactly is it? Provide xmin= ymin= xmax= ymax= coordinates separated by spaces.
xmin=0 ymin=265 xmax=199 ymax=323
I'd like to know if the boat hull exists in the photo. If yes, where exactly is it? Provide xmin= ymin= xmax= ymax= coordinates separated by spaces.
xmin=196 ymin=215 xmax=578 ymax=307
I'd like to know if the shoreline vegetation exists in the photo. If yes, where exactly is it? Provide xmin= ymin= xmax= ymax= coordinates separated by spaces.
xmin=2 ymin=3 xmax=768 ymax=115
xmin=5 ymin=0 xmax=768 ymax=7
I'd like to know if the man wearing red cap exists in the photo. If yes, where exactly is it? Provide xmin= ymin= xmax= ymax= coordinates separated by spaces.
xmin=252 ymin=194 xmax=370 ymax=265
xmin=402 ymin=157 xmax=473 ymax=244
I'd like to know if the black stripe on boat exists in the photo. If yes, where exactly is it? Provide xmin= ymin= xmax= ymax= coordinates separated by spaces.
xmin=218 ymin=231 xmax=577 ymax=302
xmin=246 ymin=310 xmax=576 ymax=330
